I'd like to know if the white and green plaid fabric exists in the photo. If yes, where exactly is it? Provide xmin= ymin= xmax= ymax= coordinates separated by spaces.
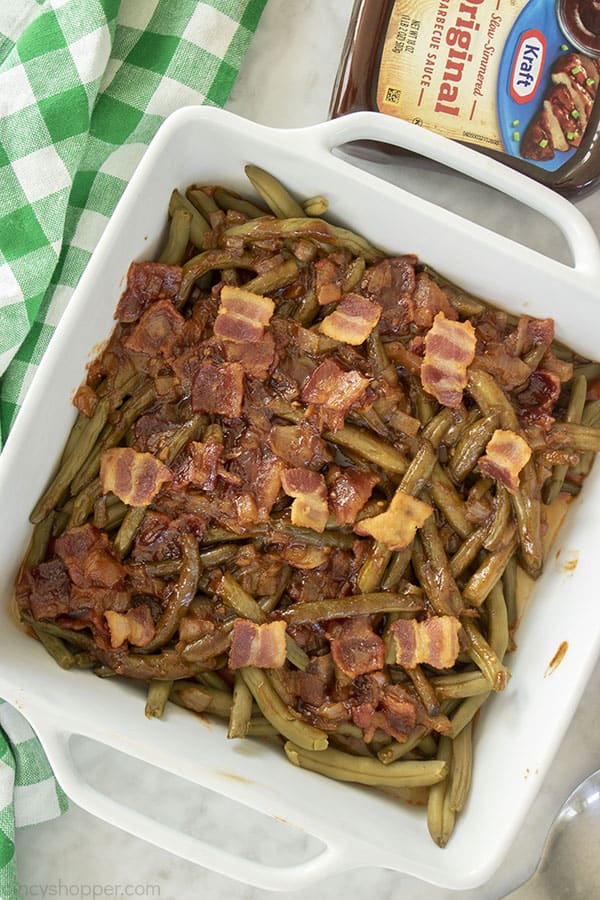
xmin=0 ymin=0 xmax=268 ymax=444
xmin=0 ymin=701 xmax=69 ymax=900
xmin=0 ymin=1 xmax=267 ymax=896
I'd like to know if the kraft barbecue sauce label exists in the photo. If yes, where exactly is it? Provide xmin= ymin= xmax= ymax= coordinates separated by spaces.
xmin=376 ymin=0 xmax=600 ymax=172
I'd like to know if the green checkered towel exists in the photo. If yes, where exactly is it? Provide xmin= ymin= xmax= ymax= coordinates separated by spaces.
xmin=0 ymin=0 xmax=268 ymax=446
xmin=0 ymin=1 xmax=267 ymax=897
xmin=0 ymin=701 xmax=69 ymax=900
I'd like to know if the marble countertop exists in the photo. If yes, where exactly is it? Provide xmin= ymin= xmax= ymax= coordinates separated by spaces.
xmin=16 ymin=2 xmax=600 ymax=898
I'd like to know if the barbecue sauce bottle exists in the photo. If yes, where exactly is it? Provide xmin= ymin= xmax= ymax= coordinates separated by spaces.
xmin=329 ymin=0 xmax=600 ymax=194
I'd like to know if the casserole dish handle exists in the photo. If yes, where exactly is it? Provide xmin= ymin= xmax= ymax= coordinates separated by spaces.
xmin=309 ymin=111 xmax=600 ymax=281
xmin=33 ymin=716 xmax=373 ymax=891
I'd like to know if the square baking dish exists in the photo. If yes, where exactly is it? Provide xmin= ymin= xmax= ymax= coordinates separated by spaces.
xmin=1 ymin=106 xmax=600 ymax=892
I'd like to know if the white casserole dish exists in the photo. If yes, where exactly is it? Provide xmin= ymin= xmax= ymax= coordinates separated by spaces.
xmin=1 ymin=107 xmax=600 ymax=892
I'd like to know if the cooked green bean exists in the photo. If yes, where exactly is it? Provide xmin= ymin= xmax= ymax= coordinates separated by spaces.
xmin=511 ymin=460 xmax=543 ymax=579
xmin=381 ymin=547 xmax=412 ymax=591
xmin=141 ymin=534 xmax=201 ymax=653
xmin=282 ymin=590 xmax=423 ymax=625
xmin=242 ymin=258 xmax=299 ymax=294
xmin=419 ymin=509 xmax=463 ymax=615
xmin=400 ymin=441 xmax=437 ymax=496
xmin=377 ymin=725 xmax=431 ymax=764
xmin=449 ymin=527 xmax=485 ymax=578
xmin=486 ymin=581 xmax=509 ymax=661
xmin=31 ymin=625 xmax=76 ymax=669
xmin=170 ymin=681 xmax=233 ymax=718
xmin=227 ymin=672 xmax=254 ymax=739
xmin=145 ymin=680 xmax=173 ymax=719
xmin=242 ymin=668 xmax=328 ymax=751
xmin=30 ymin=397 xmax=111 ymax=523
xmin=185 ymin=186 xmax=219 ymax=218
xmin=421 ymin=408 xmax=455 ymax=449
xmin=463 ymin=525 xmax=518 ymax=607
xmin=407 ymin=665 xmax=440 ymax=717
xmin=431 ymin=671 xmax=490 ymax=700
xmin=179 ymin=250 xmax=260 ymax=300
xmin=224 ymin=217 xmax=383 ymax=263
xmin=25 ymin=513 xmax=55 ymax=567
xmin=502 ymin=553 xmax=519 ymax=645
xmin=430 ymin=464 xmax=472 ymax=539
xmin=159 ymin=208 xmax=192 ymax=265
xmin=302 ymin=195 xmax=329 ymax=217
xmin=449 ymin=413 xmax=498 ymax=482
xmin=549 ymin=421 xmax=600 ymax=452
xmin=342 ymin=255 xmax=366 ymax=292
xmin=427 ymin=735 xmax=454 ymax=848
xmin=483 ymin=484 xmax=511 ymax=551
xmin=244 ymin=164 xmax=306 ymax=219
xmin=68 ymin=477 xmax=102 ymax=529
xmin=449 ymin=693 xmax=489 ymax=739
xmin=168 ymin=188 xmax=210 ymax=248
xmin=21 ymin=614 xmax=94 ymax=650
xmin=449 ymin=720 xmax=473 ymax=813
xmin=357 ymin=544 xmax=393 ymax=592
xmin=467 ymin=368 xmax=519 ymax=431
xmin=411 ymin=535 xmax=455 ymax=618
xmin=214 ymin=187 xmax=266 ymax=218
xmin=113 ymin=506 xmax=146 ymax=560
xmin=461 ymin=619 xmax=509 ymax=691
xmin=543 ymin=375 xmax=587 ymax=504
xmin=101 ymin=648 xmax=206 ymax=681
xmin=293 ymin=289 xmax=319 ymax=326
xmin=285 ymin=742 xmax=447 ymax=787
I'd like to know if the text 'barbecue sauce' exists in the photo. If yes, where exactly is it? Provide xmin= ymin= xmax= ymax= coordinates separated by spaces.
xmin=330 ymin=0 xmax=600 ymax=194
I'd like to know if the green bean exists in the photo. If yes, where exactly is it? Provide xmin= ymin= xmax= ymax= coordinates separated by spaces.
xmin=549 ymin=421 xmax=600 ymax=452
xmin=431 ymin=671 xmax=490 ymax=700
xmin=197 ymin=671 xmax=231 ymax=693
xmin=283 ymin=590 xmax=423 ymax=625
xmin=449 ymin=720 xmax=473 ymax=813
xmin=483 ymin=484 xmax=511 ymax=551
xmin=285 ymin=742 xmax=447 ymax=787
xmin=224 ymin=216 xmax=383 ymax=264
xmin=427 ymin=735 xmax=454 ymax=848
xmin=68 ymin=477 xmax=102 ymax=529
xmin=418 ymin=265 xmax=486 ymax=317
xmin=113 ymin=506 xmax=145 ymax=560
xmin=59 ymin=412 xmax=88 ymax=466
xmin=449 ymin=693 xmax=489 ymax=739
xmin=411 ymin=376 xmax=437 ymax=425
xmin=449 ymin=413 xmax=498 ymax=482
xmin=543 ymin=376 xmax=587 ymax=504
xmin=31 ymin=625 xmax=76 ymax=669
xmin=181 ymin=628 xmax=233 ymax=663
xmin=381 ymin=547 xmax=412 ymax=591
xmin=411 ymin=536 xmax=455 ymax=617
xmin=486 ymin=581 xmax=509 ymax=661
xmin=94 ymin=495 xmax=128 ymax=531
xmin=213 ymin=187 xmax=266 ymax=218
xmin=325 ymin=424 xmax=409 ymax=475
xmin=377 ymin=725 xmax=430 ymax=763
xmin=342 ymin=256 xmax=366 ymax=292
xmin=511 ymin=460 xmax=543 ymax=578
xmin=159 ymin=208 xmax=192 ymax=265
xmin=430 ymin=464 xmax=472 ymax=539
xmin=302 ymin=195 xmax=329 ymax=217
xmin=246 ymin=717 xmax=279 ymax=738
xmin=185 ymin=187 xmax=219 ymax=218
xmin=242 ymin=668 xmax=328 ymax=751
xmin=461 ymin=619 xmax=509 ymax=691
xmin=384 ymin=340 xmax=422 ymax=375
xmin=31 ymin=397 xmax=111 ymax=523
xmin=463 ymin=525 xmax=517 ymax=607
xmin=170 ymin=681 xmax=233 ymax=718
xmin=242 ymin=258 xmax=299 ymax=294
xmin=293 ymin=289 xmax=320 ymax=326
xmin=400 ymin=441 xmax=437 ymax=496
xmin=419 ymin=512 xmax=463 ymax=615
xmin=21 ymin=614 xmax=94 ymax=650
xmin=145 ymin=680 xmax=173 ymax=719
xmin=421 ymin=408 xmax=455 ymax=449
xmin=227 ymin=672 xmax=254 ymax=739
xmin=168 ymin=189 xmax=210 ymax=248
xmin=141 ymin=534 xmax=201 ymax=653
xmin=357 ymin=544 xmax=393 ymax=592
xmin=179 ymin=250 xmax=259 ymax=300
xmin=244 ymin=164 xmax=306 ymax=218
xmin=100 ymin=647 xmax=206 ymax=681
xmin=449 ymin=528 xmax=485 ymax=578
xmin=25 ymin=513 xmax=55 ymax=567
xmin=407 ymin=665 xmax=440 ymax=717
xmin=467 ymin=368 xmax=519 ymax=431
xmin=502 ymin=554 xmax=518 ymax=645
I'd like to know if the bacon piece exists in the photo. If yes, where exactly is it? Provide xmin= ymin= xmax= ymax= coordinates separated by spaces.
xmin=213 ymin=285 xmax=275 ymax=344
xmin=421 ymin=312 xmax=476 ymax=408
xmin=228 ymin=619 xmax=287 ymax=669
xmin=474 ymin=342 xmax=532 ymax=391
xmin=191 ymin=361 xmax=244 ymax=418
xmin=72 ymin=384 xmax=98 ymax=418
xmin=281 ymin=545 xmax=331 ymax=570
xmin=105 ymin=605 xmax=155 ymax=649
xmin=319 ymin=294 xmax=382 ymax=346
xmin=124 ymin=299 xmax=185 ymax=358
xmin=115 ymin=261 xmax=182 ymax=323
xmin=173 ymin=441 xmax=222 ymax=490
xmin=130 ymin=511 xmax=205 ymax=563
xmin=281 ymin=468 xmax=329 ymax=533
xmin=301 ymin=359 xmax=370 ymax=431
xmin=16 ymin=558 xmax=71 ymax=619
xmin=360 ymin=255 xmax=416 ymax=335
xmin=518 ymin=370 xmax=562 ymax=414
xmin=354 ymin=488 xmax=432 ymax=551
xmin=268 ymin=423 xmax=331 ymax=468
xmin=100 ymin=447 xmax=173 ymax=506
xmin=505 ymin=316 xmax=554 ymax=356
xmin=315 ymin=254 xmax=349 ymax=305
xmin=224 ymin=331 xmax=276 ymax=379
xmin=391 ymin=616 xmax=461 ymax=669
xmin=55 ymin=524 xmax=126 ymax=589
xmin=328 ymin=466 xmax=378 ymax=526
xmin=327 ymin=616 xmax=385 ymax=678
xmin=478 ymin=429 xmax=532 ymax=494
xmin=412 ymin=273 xmax=458 ymax=329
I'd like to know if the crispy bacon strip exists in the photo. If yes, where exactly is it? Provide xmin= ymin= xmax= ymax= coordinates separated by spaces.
xmin=55 ymin=524 xmax=126 ymax=589
xmin=191 ymin=361 xmax=244 ymax=419
xmin=223 ymin=331 xmax=276 ymax=379
xmin=422 ymin=312 xmax=476 ymax=408
xmin=354 ymin=488 xmax=432 ymax=550
xmin=301 ymin=359 xmax=370 ymax=430
xmin=213 ymin=286 xmax=275 ymax=344
xmin=124 ymin=299 xmax=185 ymax=358
xmin=281 ymin=468 xmax=329 ymax=533
xmin=328 ymin=466 xmax=378 ymax=526
xmin=478 ymin=429 xmax=532 ymax=494
xmin=228 ymin=619 xmax=287 ymax=669
xmin=100 ymin=447 xmax=173 ymax=506
xmin=391 ymin=616 xmax=461 ymax=669
xmin=115 ymin=261 xmax=182 ymax=323
xmin=174 ymin=441 xmax=222 ymax=490
xmin=327 ymin=616 xmax=385 ymax=678
xmin=319 ymin=294 xmax=382 ymax=346
xmin=105 ymin=605 xmax=155 ymax=649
